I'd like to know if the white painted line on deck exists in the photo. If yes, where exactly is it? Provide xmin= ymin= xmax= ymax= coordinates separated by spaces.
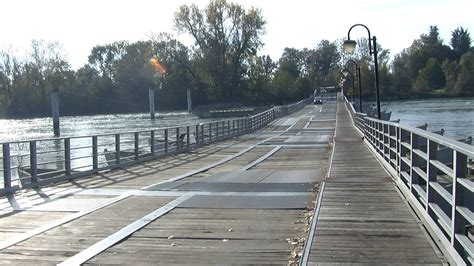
xmin=58 ymin=194 xmax=193 ymax=266
xmin=0 ymin=193 xmax=133 ymax=251
xmin=142 ymin=133 xmax=288 ymax=190
xmin=141 ymin=145 xmax=258 ymax=189
xmin=239 ymin=145 xmax=282 ymax=170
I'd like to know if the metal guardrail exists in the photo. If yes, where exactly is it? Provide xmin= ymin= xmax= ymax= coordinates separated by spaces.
xmin=0 ymin=98 xmax=311 ymax=196
xmin=345 ymin=97 xmax=474 ymax=265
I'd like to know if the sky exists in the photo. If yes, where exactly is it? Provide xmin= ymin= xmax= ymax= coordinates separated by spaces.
xmin=1 ymin=0 xmax=473 ymax=70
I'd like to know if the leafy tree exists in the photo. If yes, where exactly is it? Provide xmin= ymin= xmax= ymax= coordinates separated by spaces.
xmin=115 ymin=41 xmax=155 ymax=112
xmin=442 ymin=59 xmax=460 ymax=94
xmin=390 ymin=49 xmax=412 ymax=96
xmin=408 ymin=26 xmax=453 ymax=80
xmin=454 ymin=52 xmax=474 ymax=95
xmin=88 ymin=41 xmax=128 ymax=81
xmin=414 ymin=57 xmax=445 ymax=92
xmin=151 ymin=33 xmax=206 ymax=106
xmin=245 ymin=55 xmax=276 ymax=103
xmin=174 ymin=0 xmax=265 ymax=102
xmin=306 ymin=40 xmax=340 ymax=90
xmin=450 ymin=26 xmax=471 ymax=58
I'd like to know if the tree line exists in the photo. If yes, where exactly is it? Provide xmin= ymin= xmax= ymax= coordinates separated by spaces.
xmin=340 ymin=25 xmax=473 ymax=100
xmin=0 ymin=0 xmax=473 ymax=118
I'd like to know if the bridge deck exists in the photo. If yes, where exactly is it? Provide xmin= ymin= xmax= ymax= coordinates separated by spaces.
xmin=307 ymin=99 xmax=445 ymax=265
xmin=0 ymin=97 xmax=446 ymax=265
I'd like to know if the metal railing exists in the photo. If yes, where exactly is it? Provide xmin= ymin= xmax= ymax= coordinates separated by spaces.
xmin=0 ymin=97 xmax=311 ymax=195
xmin=345 ymin=97 xmax=473 ymax=265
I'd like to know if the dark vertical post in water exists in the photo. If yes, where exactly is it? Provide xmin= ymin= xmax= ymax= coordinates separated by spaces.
xmin=149 ymin=88 xmax=155 ymax=119
xmin=51 ymin=91 xmax=60 ymax=137
xmin=187 ymin=88 xmax=192 ymax=113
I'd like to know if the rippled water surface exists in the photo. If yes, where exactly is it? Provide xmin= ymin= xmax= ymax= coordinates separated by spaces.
xmin=1 ymin=98 xmax=473 ymax=142
xmin=381 ymin=97 xmax=474 ymax=140
xmin=0 ymin=111 xmax=225 ymax=143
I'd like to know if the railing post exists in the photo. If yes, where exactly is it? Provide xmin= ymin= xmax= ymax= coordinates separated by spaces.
xmin=195 ymin=125 xmax=199 ymax=146
xmin=64 ymin=138 xmax=71 ymax=175
xmin=134 ymin=132 xmax=139 ymax=160
xmin=426 ymin=139 xmax=438 ymax=210
xmin=228 ymin=121 xmax=231 ymax=137
xmin=186 ymin=126 xmax=190 ymax=148
xmin=232 ymin=120 xmax=236 ymax=136
xmin=409 ymin=132 xmax=418 ymax=193
xmin=216 ymin=122 xmax=219 ymax=140
xmin=451 ymin=151 xmax=467 ymax=246
xmin=2 ymin=143 xmax=12 ymax=189
xmin=150 ymin=130 xmax=155 ymax=154
xmin=30 ymin=141 xmax=38 ymax=183
xmin=209 ymin=123 xmax=212 ymax=142
xmin=222 ymin=121 xmax=225 ymax=138
xmin=201 ymin=124 xmax=204 ymax=144
xmin=396 ymin=126 xmax=400 ymax=176
xmin=92 ymin=136 xmax=98 ymax=170
xmin=164 ymin=129 xmax=168 ymax=153
xmin=176 ymin=127 xmax=180 ymax=150
xmin=115 ymin=134 xmax=120 ymax=165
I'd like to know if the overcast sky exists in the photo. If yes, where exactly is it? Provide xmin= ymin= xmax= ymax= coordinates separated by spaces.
xmin=1 ymin=0 xmax=473 ymax=69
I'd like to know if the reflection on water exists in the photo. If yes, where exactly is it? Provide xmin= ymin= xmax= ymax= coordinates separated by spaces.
xmin=0 ymin=111 xmax=223 ymax=143
xmin=382 ymin=97 xmax=474 ymax=140
xmin=0 ymin=111 xmax=236 ymax=182
xmin=1 ymin=98 xmax=473 ymax=142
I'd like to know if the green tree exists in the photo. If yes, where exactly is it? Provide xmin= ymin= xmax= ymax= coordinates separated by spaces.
xmin=442 ymin=59 xmax=460 ymax=95
xmin=151 ymin=33 xmax=206 ymax=106
xmin=174 ymin=0 xmax=265 ymax=102
xmin=390 ymin=49 xmax=412 ymax=96
xmin=450 ymin=26 xmax=471 ymax=58
xmin=408 ymin=26 xmax=453 ymax=80
xmin=246 ymin=55 xmax=276 ymax=103
xmin=414 ymin=57 xmax=445 ymax=93
xmin=454 ymin=52 xmax=474 ymax=95
xmin=306 ymin=40 xmax=340 ymax=90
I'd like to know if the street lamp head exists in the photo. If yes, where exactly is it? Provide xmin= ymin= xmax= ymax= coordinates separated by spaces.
xmin=341 ymin=68 xmax=350 ymax=77
xmin=343 ymin=39 xmax=357 ymax=54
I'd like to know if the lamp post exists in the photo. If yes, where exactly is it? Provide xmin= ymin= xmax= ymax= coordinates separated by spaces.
xmin=343 ymin=24 xmax=380 ymax=119
xmin=342 ymin=59 xmax=362 ymax=112
xmin=341 ymin=68 xmax=354 ymax=103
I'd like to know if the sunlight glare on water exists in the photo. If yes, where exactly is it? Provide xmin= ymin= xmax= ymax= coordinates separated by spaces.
xmin=0 ymin=111 xmax=220 ymax=142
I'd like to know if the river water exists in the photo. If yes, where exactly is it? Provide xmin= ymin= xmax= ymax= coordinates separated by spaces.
xmin=0 ymin=112 xmax=227 ymax=143
xmin=0 ymin=97 xmax=473 ymax=143
xmin=380 ymin=97 xmax=474 ymax=140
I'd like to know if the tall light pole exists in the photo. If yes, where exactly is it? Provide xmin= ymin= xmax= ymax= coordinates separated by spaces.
xmin=343 ymin=24 xmax=380 ymax=119
xmin=342 ymin=59 xmax=362 ymax=112
xmin=341 ymin=68 xmax=354 ymax=102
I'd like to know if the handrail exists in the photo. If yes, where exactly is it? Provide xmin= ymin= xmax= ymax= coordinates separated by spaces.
xmin=344 ymin=96 xmax=473 ymax=264
xmin=1 ymin=96 xmax=312 ymax=196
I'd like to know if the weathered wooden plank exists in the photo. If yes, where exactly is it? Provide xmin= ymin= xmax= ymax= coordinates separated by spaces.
xmin=85 ymin=208 xmax=307 ymax=265
xmin=307 ymin=99 xmax=444 ymax=265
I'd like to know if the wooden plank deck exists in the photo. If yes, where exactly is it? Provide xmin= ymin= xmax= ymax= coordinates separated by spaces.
xmin=307 ymin=97 xmax=445 ymax=265
xmin=85 ymin=208 xmax=308 ymax=265
xmin=0 ymin=97 xmax=448 ymax=265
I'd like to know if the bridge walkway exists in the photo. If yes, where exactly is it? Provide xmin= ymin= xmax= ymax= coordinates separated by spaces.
xmin=0 ymin=102 xmax=332 ymax=265
xmin=306 ymin=96 xmax=446 ymax=265
xmin=0 ymin=96 xmax=447 ymax=265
